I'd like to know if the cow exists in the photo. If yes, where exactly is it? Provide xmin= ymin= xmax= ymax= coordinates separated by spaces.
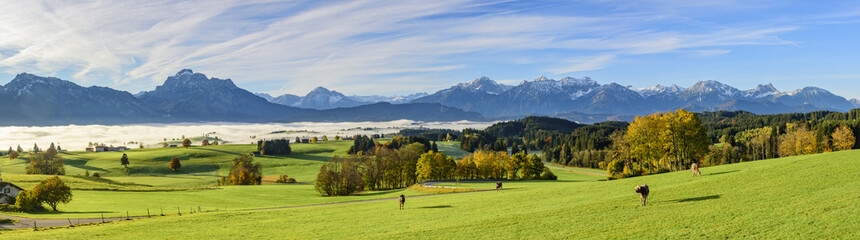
xmin=495 ymin=182 xmax=503 ymax=191
xmin=635 ymin=184 xmax=650 ymax=206
xmin=398 ymin=194 xmax=406 ymax=210
xmin=691 ymin=163 xmax=701 ymax=176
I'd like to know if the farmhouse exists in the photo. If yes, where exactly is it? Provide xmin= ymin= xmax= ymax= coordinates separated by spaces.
xmin=0 ymin=180 xmax=23 ymax=204
xmin=87 ymin=146 xmax=129 ymax=152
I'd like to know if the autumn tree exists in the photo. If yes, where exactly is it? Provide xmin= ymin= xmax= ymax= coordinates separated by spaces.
xmin=227 ymin=155 xmax=262 ymax=185
xmin=169 ymin=158 xmax=181 ymax=172
xmin=8 ymin=150 xmax=19 ymax=160
xmin=831 ymin=124 xmax=855 ymax=151
xmin=416 ymin=151 xmax=455 ymax=181
xmin=778 ymin=123 xmax=817 ymax=157
xmin=322 ymin=135 xmax=328 ymax=141
xmin=33 ymin=176 xmax=72 ymax=211
xmin=182 ymin=139 xmax=192 ymax=148
xmin=312 ymin=137 xmax=319 ymax=143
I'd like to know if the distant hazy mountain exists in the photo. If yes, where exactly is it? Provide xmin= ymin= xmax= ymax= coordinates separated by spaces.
xmin=262 ymin=89 xmax=429 ymax=109
xmin=0 ymin=70 xmax=484 ymax=125
xmin=0 ymin=73 xmax=160 ymax=125
xmin=413 ymin=76 xmax=857 ymax=119
xmin=349 ymin=92 xmax=429 ymax=104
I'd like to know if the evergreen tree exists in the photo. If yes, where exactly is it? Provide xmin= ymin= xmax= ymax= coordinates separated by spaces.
xmin=33 ymin=143 xmax=40 ymax=153
xmin=295 ymin=137 xmax=301 ymax=144
xmin=510 ymin=144 xmax=520 ymax=155
xmin=431 ymin=141 xmax=439 ymax=152
xmin=17 ymin=145 xmax=23 ymax=153
xmin=120 ymin=154 xmax=130 ymax=167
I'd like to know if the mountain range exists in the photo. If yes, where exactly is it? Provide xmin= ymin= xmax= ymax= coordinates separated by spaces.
xmin=1 ymin=70 xmax=856 ymax=126
xmin=255 ymin=88 xmax=428 ymax=110
xmin=0 ymin=70 xmax=481 ymax=125
xmin=408 ymin=76 xmax=859 ymax=118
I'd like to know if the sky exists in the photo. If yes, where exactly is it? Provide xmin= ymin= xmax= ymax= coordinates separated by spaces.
xmin=0 ymin=0 xmax=859 ymax=98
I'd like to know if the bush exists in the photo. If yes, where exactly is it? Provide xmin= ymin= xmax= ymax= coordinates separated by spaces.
xmin=92 ymin=172 xmax=101 ymax=178
xmin=276 ymin=175 xmax=297 ymax=183
xmin=2 ymin=195 xmax=15 ymax=205
xmin=0 ymin=218 xmax=18 ymax=224
xmin=15 ymin=191 xmax=42 ymax=212
xmin=540 ymin=167 xmax=557 ymax=180
xmin=217 ymin=176 xmax=230 ymax=186
xmin=84 ymin=170 xmax=90 ymax=177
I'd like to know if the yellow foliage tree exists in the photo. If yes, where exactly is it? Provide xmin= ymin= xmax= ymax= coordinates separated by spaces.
xmin=832 ymin=124 xmax=855 ymax=151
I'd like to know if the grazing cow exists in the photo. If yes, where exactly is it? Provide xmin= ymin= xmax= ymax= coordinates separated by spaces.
xmin=495 ymin=182 xmax=503 ymax=191
xmin=398 ymin=194 xmax=406 ymax=210
xmin=634 ymin=184 xmax=650 ymax=206
xmin=691 ymin=163 xmax=701 ymax=176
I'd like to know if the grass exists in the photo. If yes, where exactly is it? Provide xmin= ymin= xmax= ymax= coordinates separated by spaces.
xmin=2 ymin=149 xmax=857 ymax=239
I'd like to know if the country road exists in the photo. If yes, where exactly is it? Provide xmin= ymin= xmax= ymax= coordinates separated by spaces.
xmin=0 ymin=214 xmax=142 ymax=230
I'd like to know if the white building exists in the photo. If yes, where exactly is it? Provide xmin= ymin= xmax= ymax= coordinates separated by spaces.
xmin=0 ymin=180 xmax=23 ymax=204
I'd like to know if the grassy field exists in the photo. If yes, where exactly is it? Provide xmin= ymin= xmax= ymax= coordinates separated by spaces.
xmin=3 ymin=147 xmax=857 ymax=238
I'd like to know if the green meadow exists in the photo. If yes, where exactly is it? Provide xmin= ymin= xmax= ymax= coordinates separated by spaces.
xmin=2 ymin=145 xmax=858 ymax=238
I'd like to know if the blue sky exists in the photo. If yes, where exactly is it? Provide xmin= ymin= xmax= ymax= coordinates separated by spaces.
xmin=0 ymin=0 xmax=858 ymax=98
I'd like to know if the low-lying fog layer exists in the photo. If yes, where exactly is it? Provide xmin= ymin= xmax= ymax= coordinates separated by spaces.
xmin=0 ymin=120 xmax=495 ymax=151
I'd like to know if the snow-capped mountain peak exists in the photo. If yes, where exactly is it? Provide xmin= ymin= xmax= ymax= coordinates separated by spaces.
xmin=744 ymin=83 xmax=780 ymax=98
xmin=455 ymin=76 xmax=512 ymax=95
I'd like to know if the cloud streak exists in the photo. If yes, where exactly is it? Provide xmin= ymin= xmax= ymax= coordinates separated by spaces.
xmin=0 ymin=0 xmax=850 ymax=95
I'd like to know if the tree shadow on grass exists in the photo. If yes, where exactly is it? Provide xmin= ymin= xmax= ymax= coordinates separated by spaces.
xmin=674 ymin=195 xmax=721 ymax=203
xmin=419 ymin=205 xmax=453 ymax=209
xmin=708 ymin=170 xmax=739 ymax=176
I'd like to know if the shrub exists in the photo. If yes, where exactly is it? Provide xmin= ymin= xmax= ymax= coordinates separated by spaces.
xmin=0 ymin=218 xmax=19 ymax=224
xmin=2 ymin=195 xmax=15 ymax=205
xmin=540 ymin=167 xmax=557 ymax=180
xmin=276 ymin=175 xmax=297 ymax=183
xmin=217 ymin=176 xmax=230 ymax=186
xmin=15 ymin=191 xmax=41 ymax=212
xmin=33 ymin=176 xmax=73 ymax=211
xmin=92 ymin=172 xmax=101 ymax=178
xmin=84 ymin=170 xmax=90 ymax=177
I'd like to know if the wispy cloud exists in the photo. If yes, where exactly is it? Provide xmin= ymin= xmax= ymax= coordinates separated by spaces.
xmin=0 ymin=0 xmax=853 ymax=95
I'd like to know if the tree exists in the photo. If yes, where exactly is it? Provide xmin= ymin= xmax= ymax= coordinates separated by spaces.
xmin=510 ymin=144 xmax=520 ymax=155
xmin=27 ymin=152 xmax=65 ymax=175
xmin=213 ymin=139 xmax=220 ymax=145
xmin=33 ymin=143 xmax=40 ymax=153
xmin=295 ymin=137 xmax=301 ymax=144
xmin=182 ymin=139 xmax=192 ymax=148
xmin=257 ymin=139 xmax=291 ymax=155
xmin=17 ymin=145 xmax=23 ymax=153
xmin=227 ymin=155 xmax=262 ymax=185
xmin=33 ymin=176 xmax=72 ymax=211
xmin=832 ymin=124 xmax=855 ymax=151
xmin=334 ymin=135 xmax=341 ymax=140
xmin=312 ymin=137 xmax=319 ymax=143
xmin=120 ymin=153 xmax=130 ymax=167
xmin=202 ymin=140 xmax=210 ymax=146
xmin=322 ymin=135 xmax=328 ymax=141
xmin=169 ymin=158 xmax=181 ymax=172
xmin=431 ymin=141 xmax=439 ymax=152
xmin=139 ymin=143 xmax=144 ymax=149
xmin=315 ymin=156 xmax=364 ymax=196
xmin=8 ymin=150 xmax=19 ymax=160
